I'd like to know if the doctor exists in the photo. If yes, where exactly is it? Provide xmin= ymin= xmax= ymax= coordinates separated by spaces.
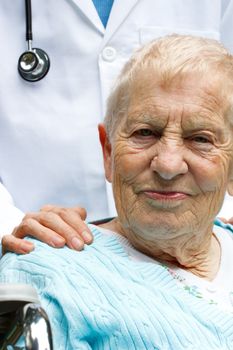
xmin=0 ymin=0 xmax=233 ymax=248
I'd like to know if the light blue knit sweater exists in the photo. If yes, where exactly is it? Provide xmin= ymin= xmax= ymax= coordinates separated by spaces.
xmin=0 ymin=225 xmax=233 ymax=349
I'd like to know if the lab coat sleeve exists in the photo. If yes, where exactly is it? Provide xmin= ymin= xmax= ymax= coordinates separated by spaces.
xmin=0 ymin=183 xmax=24 ymax=238
xmin=221 ymin=0 xmax=233 ymax=53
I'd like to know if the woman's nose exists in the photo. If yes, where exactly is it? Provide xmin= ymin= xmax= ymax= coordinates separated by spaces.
xmin=150 ymin=143 xmax=188 ymax=180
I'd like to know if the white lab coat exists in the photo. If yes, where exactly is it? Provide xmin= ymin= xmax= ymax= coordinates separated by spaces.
xmin=0 ymin=0 xmax=232 ymax=236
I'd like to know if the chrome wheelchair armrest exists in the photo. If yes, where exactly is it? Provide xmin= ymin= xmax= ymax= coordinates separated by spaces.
xmin=0 ymin=284 xmax=53 ymax=350
xmin=0 ymin=303 xmax=53 ymax=350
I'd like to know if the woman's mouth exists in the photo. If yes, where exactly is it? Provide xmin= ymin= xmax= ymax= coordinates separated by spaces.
xmin=144 ymin=191 xmax=189 ymax=200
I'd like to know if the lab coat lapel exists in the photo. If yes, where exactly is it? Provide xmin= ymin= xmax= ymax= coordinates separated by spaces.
xmin=69 ymin=0 xmax=105 ymax=34
xmin=102 ymin=0 xmax=140 ymax=47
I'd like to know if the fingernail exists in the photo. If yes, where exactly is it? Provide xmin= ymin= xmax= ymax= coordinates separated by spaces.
xmin=51 ymin=236 xmax=65 ymax=247
xmin=71 ymin=237 xmax=83 ymax=250
xmin=21 ymin=247 xmax=34 ymax=254
xmin=21 ymin=242 xmax=34 ymax=253
xmin=82 ymin=230 xmax=93 ymax=243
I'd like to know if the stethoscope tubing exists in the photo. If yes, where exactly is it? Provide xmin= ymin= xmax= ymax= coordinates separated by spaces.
xmin=18 ymin=0 xmax=50 ymax=82
xmin=25 ymin=0 xmax=33 ymax=42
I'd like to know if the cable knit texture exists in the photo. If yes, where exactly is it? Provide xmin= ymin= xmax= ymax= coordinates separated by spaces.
xmin=0 ymin=225 xmax=233 ymax=349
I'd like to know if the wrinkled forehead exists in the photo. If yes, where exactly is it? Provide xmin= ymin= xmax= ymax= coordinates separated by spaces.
xmin=124 ymin=70 xmax=231 ymax=126
xmin=129 ymin=69 xmax=223 ymax=102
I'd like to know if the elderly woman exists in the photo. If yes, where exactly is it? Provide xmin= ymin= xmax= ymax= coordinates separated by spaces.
xmin=1 ymin=35 xmax=233 ymax=349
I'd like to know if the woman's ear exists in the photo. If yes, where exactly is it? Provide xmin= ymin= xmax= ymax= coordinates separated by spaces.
xmin=98 ymin=124 xmax=112 ymax=182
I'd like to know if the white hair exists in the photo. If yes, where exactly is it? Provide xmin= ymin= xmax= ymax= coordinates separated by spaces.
xmin=104 ymin=34 xmax=233 ymax=140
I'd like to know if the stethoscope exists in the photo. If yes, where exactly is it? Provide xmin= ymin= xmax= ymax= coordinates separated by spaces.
xmin=18 ymin=0 xmax=50 ymax=82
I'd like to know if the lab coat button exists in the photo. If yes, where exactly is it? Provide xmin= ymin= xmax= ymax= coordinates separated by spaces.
xmin=102 ymin=47 xmax=117 ymax=62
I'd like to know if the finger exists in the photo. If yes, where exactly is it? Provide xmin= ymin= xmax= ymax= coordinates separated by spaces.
xmin=12 ymin=218 xmax=66 ymax=248
xmin=217 ymin=217 xmax=228 ymax=224
xmin=39 ymin=206 xmax=92 ymax=244
xmin=227 ymin=217 xmax=233 ymax=225
xmin=38 ymin=212 xmax=86 ymax=250
xmin=41 ymin=205 xmax=87 ymax=221
xmin=1 ymin=234 xmax=34 ymax=255
xmin=71 ymin=207 xmax=87 ymax=221
xmin=54 ymin=208 xmax=93 ymax=244
xmin=40 ymin=204 xmax=58 ymax=211
xmin=13 ymin=212 xmax=89 ymax=250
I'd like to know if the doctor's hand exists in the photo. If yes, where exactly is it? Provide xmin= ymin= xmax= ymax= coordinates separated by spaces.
xmin=1 ymin=205 xmax=93 ymax=255
xmin=218 ymin=216 xmax=233 ymax=225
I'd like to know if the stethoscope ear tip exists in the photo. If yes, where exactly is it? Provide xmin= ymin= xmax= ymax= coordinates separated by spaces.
xmin=18 ymin=48 xmax=50 ymax=82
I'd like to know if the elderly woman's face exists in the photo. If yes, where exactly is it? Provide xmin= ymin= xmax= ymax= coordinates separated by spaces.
xmin=102 ymin=74 xmax=233 ymax=238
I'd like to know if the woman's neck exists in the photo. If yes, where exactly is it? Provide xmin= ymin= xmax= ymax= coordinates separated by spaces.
xmin=101 ymin=219 xmax=221 ymax=281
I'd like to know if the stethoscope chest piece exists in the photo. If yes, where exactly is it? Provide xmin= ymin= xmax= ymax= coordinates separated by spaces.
xmin=18 ymin=48 xmax=50 ymax=82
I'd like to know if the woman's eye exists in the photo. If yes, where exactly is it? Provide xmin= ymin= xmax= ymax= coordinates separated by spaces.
xmin=137 ymin=129 xmax=153 ymax=137
xmin=192 ymin=136 xmax=210 ymax=143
